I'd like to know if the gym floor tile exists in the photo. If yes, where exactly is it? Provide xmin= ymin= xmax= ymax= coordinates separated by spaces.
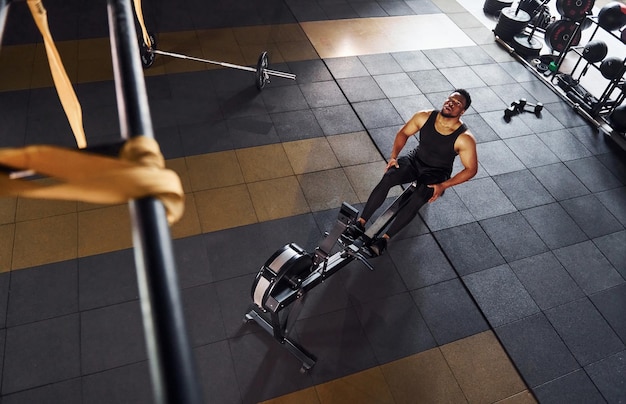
xmin=226 ymin=114 xmax=281 ymax=149
xmin=476 ymin=140 xmax=526 ymax=176
xmin=0 ymin=225 xmax=14 ymax=272
xmin=0 ymin=273 xmax=9 ymax=327
xmin=298 ymin=168 xmax=359 ymax=211
xmin=480 ymin=212 xmax=548 ymax=262
xmin=590 ymin=283 xmax=626 ymax=344
xmin=344 ymin=161 xmax=389 ymax=202
xmin=339 ymin=255 xmax=407 ymax=304
xmin=77 ymin=205 xmax=132 ymax=258
xmin=353 ymin=292 xmax=436 ymax=364
xmin=186 ymin=151 xmax=243 ymax=191
xmin=536 ymin=129 xmax=594 ymax=161
xmin=247 ymin=176 xmax=310 ymax=221
xmin=418 ymin=188 xmax=475 ymax=231
xmin=596 ymin=152 xmax=626 ymax=184
xmin=181 ymin=283 xmax=226 ymax=347
xmin=3 ymin=314 xmax=81 ymax=394
xmin=440 ymin=330 xmax=527 ymax=403
xmin=553 ymin=241 xmax=624 ymax=296
xmin=585 ymin=351 xmax=626 ymax=404
xmin=352 ymin=99 xmax=404 ymax=129
xmin=194 ymin=185 xmax=258 ymax=233
xmin=531 ymin=163 xmax=591 ymax=201
xmin=434 ymin=221 xmax=505 ymax=276
xmin=171 ymin=235 xmax=214 ymax=289
xmin=312 ymin=104 xmax=365 ymax=136
xmin=504 ymin=134 xmax=561 ymax=168
xmin=80 ymin=301 xmax=147 ymax=374
xmin=214 ymin=274 xmax=258 ymax=338
xmin=389 ymin=94 xmax=434 ymax=121
xmin=532 ymin=368 xmax=605 ymax=404
xmin=336 ymin=76 xmax=386 ymax=103
xmin=12 ymin=213 xmax=78 ymax=270
xmin=462 ymin=264 xmax=540 ymax=328
xmin=597 ymin=187 xmax=626 ymax=227
xmin=298 ymin=80 xmax=348 ymax=109
xmin=566 ymin=156 xmax=624 ymax=193
xmin=81 ymin=361 xmax=153 ymax=404
xmin=271 ymin=109 xmax=325 ymax=141
xmin=373 ymin=72 xmax=421 ymax=98
xmin=390 ymin=50 xmax=436 ymax=72
xmin=492 ymin=170 xmax=555 ymax=211
xmin=509 ymin=252 xmax=585 ymax=311
xmin=407 ymin=70 xmax=454 ymax=93
xmin=478 ymin=110 xmax=534 ymax=140
xmin=78 ymin=249 xmax=139 ymax=311
xmin=326 ymin=131 xmax=382 ymax=166
xmin=440 ymin=65 xmax=487 ymax=90
xmin=193 ymin=341 xmax=242 ymax=404
xmin=593 ymin=230 xmax=626 ymax=278
xmin=236 ymin=143 xmax=294 ymax=182
xmin=452 ymin=45 xmax=495 ymax=64
xmin=455 ymin=177 xmax=517 ymax=221
xmin=381 ymin=348 xmax=466 ymax=403
xmin=522 ymin=203 xmax=588 ymax=250
xmin=282 ymin=137 xmax=341 ymax=174
xmin=544 ymin=298 xmax=625 ymax=367
xmin=320 ymin=56 xmax=370 ymax=79
xmin=411 ymin=278 xmax=490 ymax=346
xmin=561 ymin=194 xmax=624 ymax=239
xmin=170 ymin=194 xmax=203 ymax=239
xmin=261 ymin=85 xmax=310 ymax=113
xmin=259 ymin=387 xmax=319 ymax=404
xmin=313 ymin=366 xmax=394 ymax=404
xmin=390 ymin=234 xmax=457 ymax=290
xmin=1 ymin=378 xmax=83 ymax=404
xmin=422 ymin=48 xmax=466 ymax=69
xmin=358 ymin=53 xmax=404 ymax=75
xmin=7 ymin=261 xmax=78 ymax=327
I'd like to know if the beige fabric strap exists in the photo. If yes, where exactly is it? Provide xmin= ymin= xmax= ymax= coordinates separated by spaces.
xmin=27 ymin=0 xmax=87 ymax=149
xmin=0 ymin=137 xmax=185 ymax=224
xmin=133 ymin=0 xmax=152 ymax=47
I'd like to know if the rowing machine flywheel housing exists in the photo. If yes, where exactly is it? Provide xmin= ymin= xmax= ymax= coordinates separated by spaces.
xmin=251 ymin=243 xmax=314 ymax=313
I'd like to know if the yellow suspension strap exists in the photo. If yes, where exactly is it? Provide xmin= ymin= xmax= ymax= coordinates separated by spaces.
xmin=133 ymin=0 xmax=152 ymax=48
xmin=26 ymin=0 xmax=87 ymax=149
xmin=0 ymin=136 xmax=185 ymax=224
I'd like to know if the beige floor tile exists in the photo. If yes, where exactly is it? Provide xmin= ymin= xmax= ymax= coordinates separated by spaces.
xmin=0 ymin=44 xmax=36 ymax=66
xmin=381 ymin=348 xmax=466 ymax=404
xmin=270 ymin=24 xmax=310 ymax=43
xmin=170 ymin=193 xmax=202 ymax=239
xmin=496 ymin=390 xmax=538 ymax=404
xmin=432 ymin=0 xmax=468 ymax=13
xmin=186 ymin=151 xmax=244 ymax=191
xmin=316 ymin=366 xmax=395 ymax=404
xmin=282 ymin=137 xmax=340 ymax=175
xmin=0 ymin=197 xmax=16 ymax=225
xmin=29 ymin=62 xmax=55 ymax=89
xmin=327 ymin=132 xmax=383 ymax=167
xmin=259 ymin=387 xmax=320 ymax=404
xmin=15 ymin=197 xmax=77 ymax=222
xmin=297 ymin=168 xmax=359 ymax=212
xmin=165 ymin=157 xmax=192 ymax=193
xmin=0 ymin=64 xmax=32 ymax=91
xmin=276 ymin=41 xmax=319 ymax=62
xmin=233 ymin=25 xmax=274 ymax=46
xmin=78 ymin=205 xmax=132 ymax=257
xmin=0 ymin=224 xmax=15 ymax=273
xmin=196 ymin=28 xmax=239 ymax=48
xmin=77 ymin=58 xmax=115 ymax=84
xmin=236 ymin=144 xmax=294 ymax=183
xmin=440 ymin=330 xmax=527 ymax=404
xmin=194 ymin=185 xmax=258 ymax=233
xmin=12 ymin=214 xmax=78 ymax=270
xmin=247 ymin=176 xmax=310 ymax=222
xmin=447 ymin=12 xmax=485 ymax=29
xmin=77 ymin=38 xmax=111 ymax=62
xmin=344 ymin=161 xmax=399 ymax=203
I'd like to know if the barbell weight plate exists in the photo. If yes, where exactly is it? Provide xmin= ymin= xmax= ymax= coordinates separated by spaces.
xmin=556 ymin=0 xmax=595 ymax=21
xmin=139 ymin=32 xmax=157 ymax=69
xmin=511 ymin=33 xmax=543 ymax=57
xmin=545 ymin=19 xmax=582 ymax=52
xmin=255 ymin=51 xmax=269 ymax=91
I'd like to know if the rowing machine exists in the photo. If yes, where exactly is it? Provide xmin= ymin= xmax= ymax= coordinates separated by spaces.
xmin=244 ymin=182 xmax=419 ymax=372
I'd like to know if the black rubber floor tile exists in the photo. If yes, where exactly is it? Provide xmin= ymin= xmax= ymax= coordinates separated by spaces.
xmin=261 ymin=85 xmax=310 ymax=114
xmin=460 ymin=111 xmax=499 ymax=143
xmin=2 ymin=378 xmax=82 ymax=404
xmin=480 ymin=212 xmax=549 ymax=262
xmin=80 ymin=301 xmax=147 ymax=375
xmin=319 ymin=2 xmax=360 ymax=19
xmin=78 ymin=249 xmax=138 ymax=311
xmin=324 ymin=56 xmax=370 ymax=79
xmin=597 ymin=187 xmax=626 ymax=227
xmin=3 ymin=314 xmax=81 ymax=394
xmin=374 ymin=72 xmax=422 ymax=98
xmin=536 ymin=128 xmax=594 ymax=161
xmin=337 ymin=76 xmax=386 ymax=103
xmin=299 ymin=81 xmax=348 ymax=108
xmin=216 ymin=90 xmax=266 ymax=120
xmin=561 ymin=194 xmax=624 ymax=239
xmin=227 ymin=114 xmax=281 ymax=148
xmin=182 ymin=283 xmax=227 ymax=347
xmin=194 ymin=341 xmax=242 ymax=404
xmin=271 ymin=109 xmax=324 ymax=142
xmin=462 ymin=264 xmax=540 ymax=328
xmin=359 ymin=53 xmax=404 ymax=75
xmin=593 ymin=230 xmax=626 ymax=279
xmin=460 ymin=86 xmax=507 ymax=113
xmin=287 ymin=59 xmax=334 ymax=83
xmin=590 ymin=283 xmax=626 ymax=345
xmin=544 ymin=298 xmax=625 ymax=366
xmin=295 ymin=306 xmax=378 ymax=385
xmin=455 ymin=177 xmax=517 ymax=221
xmin=412 ymin=278 xmax=489 ymax=345
xmin=82 ymin=361 xmax=153 ymax=404
xmin=216 ymin=274 xmax=258 ymax=339
xmin=585 ymin=350 xmax=626 ymax=404
xmin=509 ymin=251 xmax=585 ymax=310
xmin=418 ymin=188 xmax=475 ymax=231
xmin=354 ymin=292 xmax=436 ymax=363
xmin=352 ymin=99 xmax=405 ymax=129
xmin=570 ymin=124 xmax=616 ymax=156
xmin=340 ymin=254 xmax=408 ymax=304
xmin=531 ymin=162 xmax=590 ymax=201
xmin=440 ymin=66 xmax=487 ymax=89
xmin=179 ymin=120 xmax=232 ymax=156
xmin=423 ymin=48 xmax=466 ymax=69
xmin=532 ymin=368 xmax=605 ymax=404
xmin=434 ymin=222 xmax=505 ymax=276
xmin=479 ymin=110 xmax=534 ymax=140
xmin=389 ymin=234 xmax=458 ymax=290
xmin=352 ymin=1 xmax=388 ymax=18
xmin=172 ymin=235 xmax=214 ymax=289
xmin=498 ymin=61 xmax=538 ymax=83
xmin=596 ymin=152 xmax=626 ymax=185
xmin=477 ymin=140 xmax=526 ymax=176
xmin=453 ymin=46 xmax=496 ymax=65
xmin=544 ymin=100 xmax=591 ymax=128
xmin=312 ymin=104 xmax=365 ymax=135
xmin=504 ymin=134 xmax=560 ymax=168
xmin=495 ymin=313 xmax=579 ymax=387
xmin=521 ymin=203 xmax=588 ymax=250
xmin=390 ymin=94 xmax=434 ymax=121
xmin=566 ymin=156 xmax=624 ymax=193
xmin=408 ymin=70 xmax=454 ymax=93
xmin=154 ymin=125 xmax=185 ymax=159
xmin=553 ymin=240 xmax=624 ymax=296
xmin=379 ymin=0 xmax=415 ymax=16
xmin=391 ymin=50 xmax=437 ymax=72
xmin=0 ymin=273 xmax=9 ymax=329
xmin=7 ymin=261 xmax=78 ymax=327
xmin=493 ymin=169 xmax=555 ymax=210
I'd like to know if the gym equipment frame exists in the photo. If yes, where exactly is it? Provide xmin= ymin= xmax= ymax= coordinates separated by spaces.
xmin=244 ymin=182 xmax=420 ymax=372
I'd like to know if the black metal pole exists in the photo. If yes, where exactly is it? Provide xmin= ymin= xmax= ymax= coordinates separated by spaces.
xmin=106 ymin=1 xmax=204 ymax=403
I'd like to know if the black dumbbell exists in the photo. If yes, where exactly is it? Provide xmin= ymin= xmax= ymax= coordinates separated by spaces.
xmin=518 ymin=98 xmax=543 ymax=114
xmin=504 ymin=101 xmax=521 ymax=119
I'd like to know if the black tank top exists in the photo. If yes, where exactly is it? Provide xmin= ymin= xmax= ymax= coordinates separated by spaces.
xmin=414 ymin=110 xmax=466 ymax=173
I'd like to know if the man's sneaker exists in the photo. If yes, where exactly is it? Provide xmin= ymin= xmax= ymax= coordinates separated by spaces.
xmin=345 ymin=221 xmax=365 ymax=240
xmin=368 ymin=237 xmax=387 ymax=256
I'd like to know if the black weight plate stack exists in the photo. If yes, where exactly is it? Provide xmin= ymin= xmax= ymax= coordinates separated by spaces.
xmin=556 ymin=0 xmax=595 ymax=21
xmin=139 ymin=32 xmax=157 ymax=69
xmin=545 ymin=19 xmax=582 ymax=52
xmin=483 ymin=0 xmax=514 ymax=16
xmin=495 ymin=7 xmax=531 ymax=42
xmin=512 ymin=33 xmax=543 ymax=57
xmin=255 ymin=51 xmax=269 ymax=91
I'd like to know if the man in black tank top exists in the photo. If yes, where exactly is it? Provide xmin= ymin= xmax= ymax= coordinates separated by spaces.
xmin=349 ymin=89 xmax=478 ymax=256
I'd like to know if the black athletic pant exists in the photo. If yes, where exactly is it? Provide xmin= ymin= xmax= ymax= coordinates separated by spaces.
xmin=360 ymin=155 xmax=450 ymax=238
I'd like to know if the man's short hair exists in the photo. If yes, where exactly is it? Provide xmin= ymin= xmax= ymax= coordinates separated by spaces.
xmin=454 ymin=88 xmax=472 ymax=110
